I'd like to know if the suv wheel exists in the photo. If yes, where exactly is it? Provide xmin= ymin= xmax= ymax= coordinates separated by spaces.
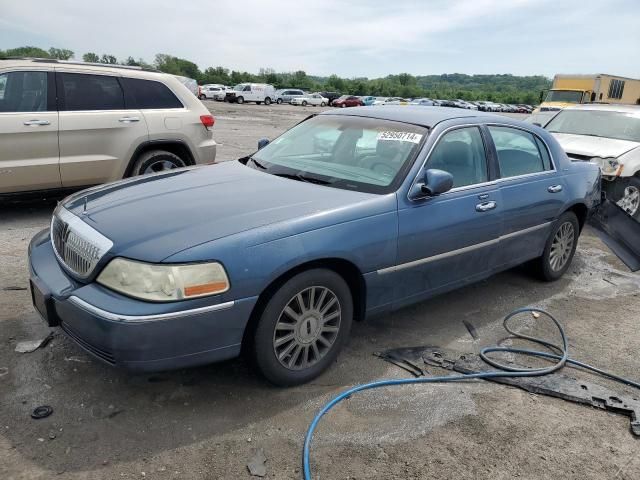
xmin=133 ymin=150 xmax=186 ymax=176
xmin=616 ymin=177 xmax=640 ymax=220
xmin=198 ymin=94 xmax=206 ymax=100
xmin=533 ymin=211 xmax=579 ymax=281
xmin=236 ymin=96 xmax=245 ymax=104
xmin=252 ymin=269 xmax=353 ymax=386
xmin=264 ymin=97 xmax=272 ymax=105
xmin=277 ymin=98 xmax=283 ymax=104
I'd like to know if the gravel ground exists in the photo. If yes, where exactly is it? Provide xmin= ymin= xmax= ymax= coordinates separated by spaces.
xmin=1 ymin=102 xmax=639 ymax=480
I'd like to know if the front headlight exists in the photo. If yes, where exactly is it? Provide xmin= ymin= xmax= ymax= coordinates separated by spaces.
xmin=97 ymin=258 xmax=230 ymax=302
xmin=594 ymin=157 xmax=622 ymax=176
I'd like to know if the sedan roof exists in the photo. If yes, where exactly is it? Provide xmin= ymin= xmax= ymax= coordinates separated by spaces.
xmin=320 ymin=105 xmax=510 ymax=128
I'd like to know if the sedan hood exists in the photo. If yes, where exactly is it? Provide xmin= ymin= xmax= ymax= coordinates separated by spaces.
xmin=551 ymin=132 xmax=640 ymax=158
xmin=63 ymin=161 xmax=375 ymax=262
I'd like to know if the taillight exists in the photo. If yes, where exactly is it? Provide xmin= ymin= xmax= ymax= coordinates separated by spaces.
xmin=200 ymin=115 xmax=215 ymax=129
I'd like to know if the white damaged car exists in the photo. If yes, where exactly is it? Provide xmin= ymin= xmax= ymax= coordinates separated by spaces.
xmin=290 ymin=93 xmax=329 ymax=107
xmin=546 ymin=104 xmax=640 ymax=220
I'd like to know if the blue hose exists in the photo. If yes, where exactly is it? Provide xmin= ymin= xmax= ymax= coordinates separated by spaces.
xmin=302 ymin=307 xmax=640 ymax=479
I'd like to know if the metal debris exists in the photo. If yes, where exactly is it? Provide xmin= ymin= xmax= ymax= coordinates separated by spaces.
xmin=2 ymin=286 xmax=27 ymax=291
xmin=247 ymin=448 xmax=267 ymax=477
xmin=15 ymin=332 xmax=54 ymax=353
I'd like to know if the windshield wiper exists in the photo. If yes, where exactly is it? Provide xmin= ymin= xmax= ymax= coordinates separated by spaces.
xmin=249 ymin=157 xmax=267 ymax=169
xmin=273 ymin=173 xmax=332 ymax=185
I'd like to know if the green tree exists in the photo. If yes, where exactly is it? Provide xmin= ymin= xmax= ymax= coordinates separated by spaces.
xmin=48 ymin=48 xmax=74 ymax=60
xmin=0 ymin=46 xmax=51 ymax=58
xmin=100 ymin=54 xmax=118 ymax=64
xmin=155 ymin=54 xmax=201 ymax=80
xmin=82 ymin=52 xmax=100 ymax=63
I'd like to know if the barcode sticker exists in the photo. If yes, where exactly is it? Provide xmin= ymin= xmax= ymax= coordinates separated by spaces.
xmin=376 ymin=131 xmax=423 ymax=143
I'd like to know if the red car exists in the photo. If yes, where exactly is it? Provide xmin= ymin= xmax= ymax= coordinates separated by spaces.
xmin=332 ymin=95 xmax=363 ymax=108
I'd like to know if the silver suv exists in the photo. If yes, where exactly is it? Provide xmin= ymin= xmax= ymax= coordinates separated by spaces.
xmin=0 ymin=59 xmax=216 ymax=195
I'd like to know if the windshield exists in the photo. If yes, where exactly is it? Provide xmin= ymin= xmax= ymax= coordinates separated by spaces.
xmin=546 ymin=110 xmax=640 ymax=143
xmin=234 ymin=84 xmax=247 ymax=91
xmin=544 ymin=90 xmax=583 ymax=103
xmin=247 ymin=115 xmax=427 ymax=194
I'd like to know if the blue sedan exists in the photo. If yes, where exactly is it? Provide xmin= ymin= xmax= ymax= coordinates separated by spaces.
xmin=28 ymin=107 xmax=601 ymax=386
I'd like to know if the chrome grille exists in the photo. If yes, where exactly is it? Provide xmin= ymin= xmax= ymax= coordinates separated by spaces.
xmin=51 ymin=206 xmax=113 ymax=279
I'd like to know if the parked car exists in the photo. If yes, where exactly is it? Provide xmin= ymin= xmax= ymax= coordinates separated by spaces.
xmin=225 ymin=83 xmax=276 ymax=104
xmin=546 ymin=104 xmax=640 ymax=220
xmin=0 ymin=59 xmax=216 ymax=195
xmin=199 ymin=84 xmax=225 ymax=100
xmin=372 ymin=97 xmax=389 ymax=105
xmin=275 ymin=89 xmax=306 ymax=104
xmin=455 ymin=100 xmax=478 ymax=110
xmin=382 ymin=97 xmax=409 ymax=105
xmin=290 ymin=93 xmax=329 ymax=107
xmin=439 ymin=100 xmax=458 ymax=108
xmin=318 ymin=91 xmax=341 ymax=105
xmin=28 ymin=106 xmax=601 ymax=386
xmin=410 ymin=98 xmax=435 ymax=106
xmin=213 ymin=87 xmax=229 ymax=101
xmin=360 ymin=96 xmax=376 ymax=106
xmin=332 ymin=95 xmax=363 ymax=108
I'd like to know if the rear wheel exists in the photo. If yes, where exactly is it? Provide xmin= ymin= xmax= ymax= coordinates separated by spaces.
xmin=264 ymin=97 xmax=272 ymax=105
xmin=252 ymin=269 xmax=353 ymax=386
xmin=198 ymin=94 xmax=206 ymax=100
xmin=320 ymin=102 xmax=326 ymax=107
xmin=236 ymin=96 xmax=244 ymax=104
xmin=340 ymin=103 xmax=346 ymax=108
xmin=277 ymin=98 xmax=283 ymax=104
xmin=132 ymin=150 xmax=185 ymax=176
xmin=616 ymin=177 xmax=640 ymax=220
xmin=533 ymin=211 xmax=579 ymax=281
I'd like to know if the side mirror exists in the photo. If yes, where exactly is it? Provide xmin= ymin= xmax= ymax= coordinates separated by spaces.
xmin=257 ymin=138 xmax=270 ymax=150
xmin=411 ymin=169 xmax=454 ymax=198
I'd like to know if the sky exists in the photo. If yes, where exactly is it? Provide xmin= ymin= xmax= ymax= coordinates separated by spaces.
xmin=1 ymin=0 xmax=639 ymax=79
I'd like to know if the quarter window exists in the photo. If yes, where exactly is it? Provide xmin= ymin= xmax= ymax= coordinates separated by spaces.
xmin=0 ymin=71 xmax=48 ymax=112
xmin=121 ymin=77 xmax=183 ymax=109
xmin=427 ymin=127 xmax=488 ymax=188
xmin=60 ymin=73 xmax=124 ymax=111
xmin=489 ymin=126 xmax=549 ymax=178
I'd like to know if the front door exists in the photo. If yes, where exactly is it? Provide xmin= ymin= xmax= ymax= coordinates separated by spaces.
xmin=56 ymin=71 xmax=148 ymax=187
xmin=393 ymin=126 xmax=503 ymax=306
xmin=0 ymin=70 xmax=60 ymax=194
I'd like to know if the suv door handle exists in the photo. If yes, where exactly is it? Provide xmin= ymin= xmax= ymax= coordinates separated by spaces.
xmin=23 ymin=120 xmax=50 ymax=126
xmin=476 ymin=201 xmax=497 ymax=212
xmin=118 ymin=116 xmax=140 ymax=123
xmin=548 ymin=184 xmax=563 ymax=193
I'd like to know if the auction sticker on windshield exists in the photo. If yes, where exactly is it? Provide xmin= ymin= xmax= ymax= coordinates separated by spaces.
xmin=377 ymin=131 xmax=423 ymax=143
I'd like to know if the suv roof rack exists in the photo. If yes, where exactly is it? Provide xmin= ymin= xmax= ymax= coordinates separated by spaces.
xmin=0 ymin=57 xmax=159 ymax=72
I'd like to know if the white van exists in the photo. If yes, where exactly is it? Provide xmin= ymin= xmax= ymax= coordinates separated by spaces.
xmin=225 ymin=83 xmax=276 ymax=105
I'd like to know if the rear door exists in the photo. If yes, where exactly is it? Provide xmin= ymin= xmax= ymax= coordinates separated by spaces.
xmin=486 ymin=124 xmax=567 ymax=268
xmin=0 ymin=69 xmax=60 ymax=193
xmin=394 ymin=126 xmax=503 ymax=305
xmin=57 ymin=71 xmax=149 ymax=187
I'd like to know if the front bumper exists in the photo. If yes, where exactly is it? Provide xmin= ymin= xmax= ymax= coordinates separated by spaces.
xmin=28 ymin=230 xmax=257 ymax=372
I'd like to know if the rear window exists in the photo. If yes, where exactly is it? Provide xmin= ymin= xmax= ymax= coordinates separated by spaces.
xmin=60 ymin=73 xmax=124 ymax=111
xmin=121 ymin=77 xmax=183 ymax=109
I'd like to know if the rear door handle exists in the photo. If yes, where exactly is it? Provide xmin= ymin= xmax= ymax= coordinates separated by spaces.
xmin=548 ymin=184 xmax=563 ymax=193
xmin=118 ymin=116 xmax=140 ymax=123
xmin=23 ymin=119 xmax=50 ymax=126
xmin=476 ymin=201 xmax=497 ymax=212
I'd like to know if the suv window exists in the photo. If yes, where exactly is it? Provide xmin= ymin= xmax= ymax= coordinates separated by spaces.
xmin=488 ymin=126 xmax=549 ymax=178
xmin=427 ymin=127 xmax=488 ymax=188
xmin=0 ymin=71 xmax=48 ymax=112
xmin=121 ymin=77 xmax=183 ymax=109
xmin=60 ymin=73 xmax=124 ymax=111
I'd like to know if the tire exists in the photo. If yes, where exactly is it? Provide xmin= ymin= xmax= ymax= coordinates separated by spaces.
xmin=533 ymin=211 xmax=580 ymax=281
xmin=615 ymin=176 xmax=640 ymax=220
xmin=277 ymin=98 xmax=283 ymax=104
xmin=320 ymin=102 xmax=326 ymax=107
xmin=198 ymin=94 xmax=206 ymax=100
xmin=340 ymin=103 xmax=346 ymax=108
xmin=252 ymin=269 xmax=353 ymax=386
xmin=264 ymin=97 xmax=272 ymax=105
xmin=236 ymin=96 xmax=244 ymax=104
xmin=132 ymin=150 xmax=186 ymax=176
xmin=301 ymin=100 xmax=308 ymax=106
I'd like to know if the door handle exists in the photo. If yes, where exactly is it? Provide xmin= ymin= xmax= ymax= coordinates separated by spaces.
xmin=547 ymin=184 xmax=563 ymax=193
xmin=23 ymin=119 xmax=50 ymax=126
xmin=118 ymin=116 xmax=140 ymax=123
xmin=476 ymin=201 xmax=497 ymax=212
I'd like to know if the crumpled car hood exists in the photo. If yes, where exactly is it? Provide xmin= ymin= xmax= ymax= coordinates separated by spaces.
xmin=63 ymin=161 xmax=376 ymax=262
xmin=552 ymin=132 xmax=639 ymax=158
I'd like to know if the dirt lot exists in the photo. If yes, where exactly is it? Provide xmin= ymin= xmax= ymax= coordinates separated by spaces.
xmin=1 ymin=103 xmax=640 ymax=480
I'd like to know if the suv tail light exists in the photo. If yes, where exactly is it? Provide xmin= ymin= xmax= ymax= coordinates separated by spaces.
xmin=200 ymin=115 xmax=215 ymax=129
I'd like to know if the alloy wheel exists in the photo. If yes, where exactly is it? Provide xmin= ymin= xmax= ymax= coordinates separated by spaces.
xmin=617 ymin=185 xmax=640 ymax=217
xmin=142 ymin=160 xmax=179 ymax=174
xmin=549 ymin=221 xmax=575 ymax=272
xmin=272 ymin=286 xmax=341 ymax=370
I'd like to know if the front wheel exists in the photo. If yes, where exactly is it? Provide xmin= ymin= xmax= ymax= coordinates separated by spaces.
xmin=302 ymin=100 xmax=307 ymax=106
xmin=533 ymin=211 xmax=579 ymax=281
xmin=340 ymin=103 xmax=346 ymax=108
xmin=320 ymin=102 xmax=326 ymax=107
xmin=198 ymin=94 xmax=206 ymax=100
xmin=252 ymin=269 xmax=353 ymax=386
xmin=236 ymin=96 xmax=244 ymax=104
xmin=264 ymin=97 xmax=272 ymax=105
xmin=616 ymin=177 xmax=640 ymax=220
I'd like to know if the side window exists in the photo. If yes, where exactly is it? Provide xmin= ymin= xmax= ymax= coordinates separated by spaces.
xmin=488 ymin=126 xmax=548 ymax=178
xmin=243 ymin=85 xmax=251 ymax=92
xmin=61 ymin=73 xmax=124 ymax=111
xmin=427 ymin=127 xmax=488 ymax=188
xmin=0 ymin=71 xmax=48 ymax=112
xmin=121 ymin=78 xmax=183 ymax=109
